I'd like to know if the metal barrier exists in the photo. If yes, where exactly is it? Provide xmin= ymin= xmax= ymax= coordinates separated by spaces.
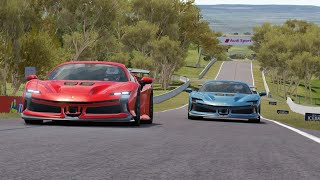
xmin=198 ymin=58 xmax=217 ymax=79
xmin=153 ymin=76 xmax=190 ymax=104
xmin=287 ymin=97 xmax=320 ymax=115
xmin=262 ymin=70 xmax=271 ymax=97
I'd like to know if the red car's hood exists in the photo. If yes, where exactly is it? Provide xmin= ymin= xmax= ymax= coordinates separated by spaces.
xmin=44 ymin=80 xmax=116 ymax=94
xmin=26 ymin=80 xmax=137 ymax=102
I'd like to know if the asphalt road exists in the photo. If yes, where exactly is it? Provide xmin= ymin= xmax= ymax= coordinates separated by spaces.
xmin=1 ymin=61 xmax=320 ymax=180
xmin=216 ymin=61 xmax=254 ymax=86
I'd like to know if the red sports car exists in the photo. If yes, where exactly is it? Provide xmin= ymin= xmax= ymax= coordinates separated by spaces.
xmin=21 ymin=61 xmax=153 ymax=126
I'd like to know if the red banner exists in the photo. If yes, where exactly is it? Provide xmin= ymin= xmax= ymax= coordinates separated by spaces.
xmin=0 ymin=96 xmax=24 ymax=113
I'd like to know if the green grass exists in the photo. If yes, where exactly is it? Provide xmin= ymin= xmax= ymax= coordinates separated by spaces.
xmin=0 ymin=113 xmax=21 ymax=119
xmin=260 ymin=100 xmax=320 ymax=130
xmin=202 ymin=61 xmax=223 ymax=80
xmin=153 ymin=81 xmax=184 ymax=96
xmin=184 ymin=49 xmax=207 ymax=67
xmin=154 ymin=61 xmax=224 ymax=112
xmin=154 ymin=92 xmax=189 ymax=112
xmin=175 ymin=49 xmax=209 ymax=78
xmin=252 ymin=61 xmax=320 ymax=130
xmin=227 ymin=46 xmax=254 ymax=56
xmin=265 ymin=74 xmax=320 ymax=106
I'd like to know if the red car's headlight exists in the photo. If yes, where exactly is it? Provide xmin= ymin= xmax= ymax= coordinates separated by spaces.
xmin=110 ymin=91 xmax=131 ymax=96
xmin=26 ymin=89 xmax=41 ymax=94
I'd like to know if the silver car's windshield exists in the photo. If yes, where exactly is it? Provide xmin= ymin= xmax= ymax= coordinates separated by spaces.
xmin=199 ymin=81 xmax=252 ymax=94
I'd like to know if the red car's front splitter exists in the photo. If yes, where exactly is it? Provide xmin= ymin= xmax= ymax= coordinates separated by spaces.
xmin=22 ymin=110 xmax=134 ymax=122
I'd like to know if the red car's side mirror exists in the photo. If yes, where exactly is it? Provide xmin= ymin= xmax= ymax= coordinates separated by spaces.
xmin=140 ymin=77 xmax=153 ymax=84
xmin=26 ymin=75 xmax=38 ymax=81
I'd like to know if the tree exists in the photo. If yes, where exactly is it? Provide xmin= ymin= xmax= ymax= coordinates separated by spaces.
xmin=45 ymin=0 xmax=125 ymax=61
xmin=151 ymin=36 xmax=185 ymax=90
xmin=0 ymin=0 xmax=43 ymax=95
xmin=252 ymin=20 xmax=320 ymax=104
xmin=121 ymin=21 xmax=158 ymax=56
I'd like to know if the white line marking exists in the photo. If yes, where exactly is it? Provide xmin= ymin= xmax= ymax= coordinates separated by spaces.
xmin=262 ymin=116 xmax=320 ymax=144
xmin=155 ymin=104 xmax=188 ymax=113
xmin=251 ymin=61 xmax=255 ymax=86
xmin=215 ymin=61 xmax=224 ymax=80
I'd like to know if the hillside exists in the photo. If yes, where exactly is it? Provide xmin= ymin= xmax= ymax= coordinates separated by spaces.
xmin=199 ymin=5 xmax=320 ymax=34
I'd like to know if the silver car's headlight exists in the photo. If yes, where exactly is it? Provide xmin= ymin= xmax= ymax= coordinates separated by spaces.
xmin=247 ymin=100 xmax=258 ymax=105
xmin=192 ymin=98 xmax=202 ymax=103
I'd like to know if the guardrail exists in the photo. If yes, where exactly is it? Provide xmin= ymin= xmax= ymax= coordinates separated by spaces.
xmin=287 ymin=97 xmax=320 ymax=115
xmin=153 ymin=76 xmax=190 ymax=104
xmin=198 ymin=58 xmax=217 ymax=79
xmin=262 ymin=70 xmax=271 ymax=97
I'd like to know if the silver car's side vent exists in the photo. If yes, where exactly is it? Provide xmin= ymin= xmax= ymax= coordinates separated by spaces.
xmin=225 ymin=94 xmax=235 ymax=96
xmin=215 ymin=93 xmax=225 ymax=96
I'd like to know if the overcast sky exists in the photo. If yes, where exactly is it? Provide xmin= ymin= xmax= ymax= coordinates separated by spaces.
xmin=195 ymin=0 xmax=320 ymax=6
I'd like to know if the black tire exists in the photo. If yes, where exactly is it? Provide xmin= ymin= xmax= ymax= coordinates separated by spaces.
xmin=132 ymin=91 xmax=141 ymax=126
xmin=144 ymin=90 xmax=154 ymax=124
xmin=188 ymin=113 xmax=203 ymax=120
xmin=24 ymin=119 xmax=43 ymax=125
xmin=249 ymin=116 xmax=261 ymax=123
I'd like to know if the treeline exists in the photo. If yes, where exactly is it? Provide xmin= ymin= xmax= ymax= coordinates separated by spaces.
xmin=0 ymin=0 xmax=226 ymax=95
xmin=251 ymin=20 xmax=320 ymax=103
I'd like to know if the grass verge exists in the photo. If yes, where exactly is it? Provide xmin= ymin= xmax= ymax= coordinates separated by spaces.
xmin=153 ymin=81 xmax=184 ymax=96
xmin=175 ymin=49 xmax=209 ymax=78
xmin=154 ymin=60 xmax=224 ymax=112
xmin=252 ymin=61 xmax=320 ymax=130
xmin=154 ymin=92 xmax=189 ymax=112
xmin=228 ymin=46 xmax=254 ymax=56
xmin=0 ymin=113 xmax=21 ymax=119
xmin=202 ymin=61 xmax=223 ymax=80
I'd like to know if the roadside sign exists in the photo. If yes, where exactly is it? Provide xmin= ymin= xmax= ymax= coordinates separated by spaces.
xmin=277 ymin=110 xmax=289 ymax=114
xmin=269 ymin=101 xmax=277 ymax=105
xmin=305 ymin=113 xmax=320 ymax=121
xmin=25 ymin=67 xmax=36 ymax=77
xmin=218 ymin=36 xmax=253 ymax=46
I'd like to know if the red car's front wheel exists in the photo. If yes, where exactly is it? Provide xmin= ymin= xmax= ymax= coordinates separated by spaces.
xmin=132 ymin=91 xmax=141 ymax=126
xmin=24 ymin=119 xmax=43 ymax=125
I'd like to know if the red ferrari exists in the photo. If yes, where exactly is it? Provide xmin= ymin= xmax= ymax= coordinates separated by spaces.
xmin=21 ymin=61 xmax=153 ymax=126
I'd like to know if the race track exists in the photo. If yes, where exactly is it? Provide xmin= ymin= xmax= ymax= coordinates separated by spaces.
xmin=1 ymin=61 xmax=320 ymax=180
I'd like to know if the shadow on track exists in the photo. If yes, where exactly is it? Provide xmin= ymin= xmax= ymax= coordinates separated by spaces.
xmin=26 ymin=121 xmax=162 ymax=128
xmin=190 ymin=118 xmax=267 ymax=125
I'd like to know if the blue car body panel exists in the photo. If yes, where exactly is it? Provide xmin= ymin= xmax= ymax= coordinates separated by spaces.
xmin=188 ymin=80 xmax=261 ymax=120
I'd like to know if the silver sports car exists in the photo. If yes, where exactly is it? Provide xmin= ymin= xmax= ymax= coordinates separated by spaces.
xmin=185 ymin=80 xmax=266 ymax=123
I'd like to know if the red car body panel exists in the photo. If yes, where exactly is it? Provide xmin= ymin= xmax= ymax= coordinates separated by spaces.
xmin=21 ymin=61 xmax=153 ymax=123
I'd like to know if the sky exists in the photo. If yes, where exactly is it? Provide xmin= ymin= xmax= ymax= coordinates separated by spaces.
xmin=195 ymin=0 xmax=320 ymax=6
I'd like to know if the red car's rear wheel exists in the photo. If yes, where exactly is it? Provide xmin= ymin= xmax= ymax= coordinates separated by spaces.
xmin=144 ymin=90 xmax=154 ymax=124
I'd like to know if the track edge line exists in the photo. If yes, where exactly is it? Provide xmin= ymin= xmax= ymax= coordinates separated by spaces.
xmin=262 ymin=116 xmax=320 ymax=144
xmin=155 ymin=104 xmax=188 ymax=113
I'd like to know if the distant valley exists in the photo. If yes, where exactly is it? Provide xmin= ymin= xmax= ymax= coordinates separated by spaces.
xmin=199 ymin=5 xmax=320 ymax=34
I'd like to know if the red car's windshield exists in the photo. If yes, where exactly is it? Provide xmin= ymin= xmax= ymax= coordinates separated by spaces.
xmin=47 ymin=64 xmax=128 ymax=82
